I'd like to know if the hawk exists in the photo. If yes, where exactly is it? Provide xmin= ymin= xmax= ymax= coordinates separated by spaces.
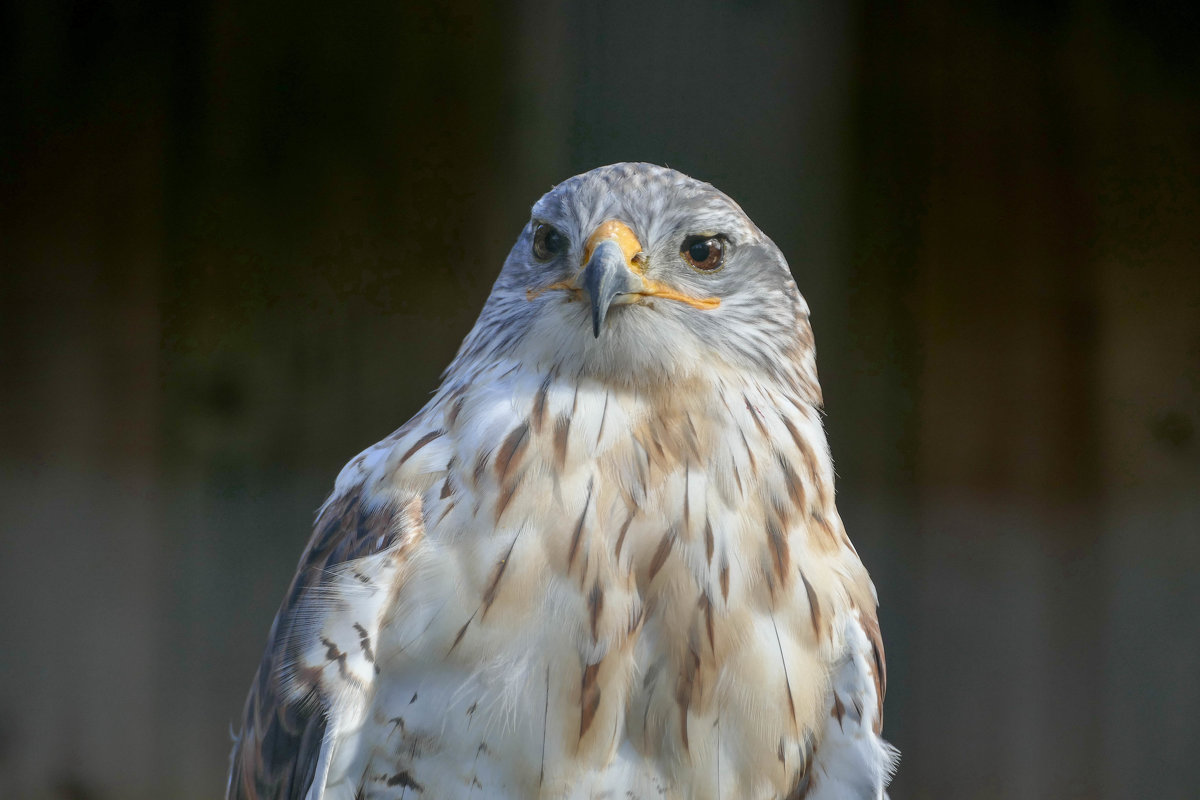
xmin=228 ymin=163 xmax=897 ymax=799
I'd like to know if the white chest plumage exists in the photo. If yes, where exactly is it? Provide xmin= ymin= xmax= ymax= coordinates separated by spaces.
xmin=277 ymin=363 xmax=894 ymax=800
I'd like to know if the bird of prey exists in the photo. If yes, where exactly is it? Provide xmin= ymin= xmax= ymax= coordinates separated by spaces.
xmin=228 ymin=162 xmax=897 ymax=799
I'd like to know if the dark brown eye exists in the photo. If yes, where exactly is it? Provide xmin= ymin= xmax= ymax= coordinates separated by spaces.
xmin=681 ymin=235 xmax=726 ymax=272
xmin=532 ymin=223 xmax=568 ymax=261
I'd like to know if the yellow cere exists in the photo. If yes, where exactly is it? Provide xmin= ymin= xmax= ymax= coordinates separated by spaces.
xmin=584 ymin=220 xmax=646 ymax=274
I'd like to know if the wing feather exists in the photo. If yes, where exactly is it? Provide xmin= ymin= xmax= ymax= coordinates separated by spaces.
xmin=227 ymin=483 xmax=418 ymax=799
xmin=806 ymin=606 xmax=897 ymax=800
xmin=857 ymin=607 xmax=887 ymax=735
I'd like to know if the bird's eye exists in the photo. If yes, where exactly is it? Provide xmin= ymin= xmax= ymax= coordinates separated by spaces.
xmin=680 ymin=235 xmax=726 ymax=272
xmin=532 ymin=223 xmax=569 ymax=261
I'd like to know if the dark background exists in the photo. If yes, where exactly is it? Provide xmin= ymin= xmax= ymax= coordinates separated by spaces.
xmin=2 ymin=1 xmax=1198 ymax=798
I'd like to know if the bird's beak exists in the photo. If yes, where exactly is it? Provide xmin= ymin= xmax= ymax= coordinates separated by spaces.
xmin=580 ymin=221 xmax=646 ymax=338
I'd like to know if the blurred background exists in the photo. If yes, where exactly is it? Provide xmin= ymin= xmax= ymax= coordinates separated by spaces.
xmin=2 ymin=1 xmax=1198 ymax=797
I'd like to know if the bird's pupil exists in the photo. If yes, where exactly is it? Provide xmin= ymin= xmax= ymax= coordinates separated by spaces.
xmin=546 ymin=230 xmax=565 ymax=253
xmin=690 ymin=241 xmax=711 ymax=263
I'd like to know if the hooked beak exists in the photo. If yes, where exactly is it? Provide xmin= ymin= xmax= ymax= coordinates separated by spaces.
xmin=581 ymin=238 xmax=643 ymax=338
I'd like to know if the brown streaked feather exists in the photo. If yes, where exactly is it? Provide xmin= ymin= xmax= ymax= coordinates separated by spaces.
xmin=494 ymin=421 xmax=530 ymax=484
xmin=809 ymin=509 xmax=840 ymax=552
xmin=448 ymin=613 xmax=475 ymax=656
xmin=700 ymin=593 xmax=716 ymax=654
xmin=318 ymin=637 xmax=355 ymax=685
xmin=776 ymin=450 xmax=806 ymax=506
xmin=799 ymin=570 xmax=823 ymax=639
xmin=614 ymin=511 xmax=634 ymax=561
xmin=588 ymin=583 xmax=605 ymax=642
xmin=493 ymin=473 xmax=523 ymax=524
xmin=446 ymin=395 xmax=467 ymax=428
xmin=352 ymin=622 xmax=377 ymax=670
xmin=858 ymin=608 xmax=888 ymax=734
xmin=647 ymin=530 xmax=675 ymax=581
xmin=567 ymin=478 xmax=593 ymax=571
xmin=780 ymin=414 xmax=805 ymax=456
xmin=579 ymin=662 xmax=602 ymax=739
xmin=228 ymin=483 xmax=415 ymax=799
xmin=472 ymin=451 xmax=489 ymax=487
xmin=595 ymin=391 xmax=610 ymax=448
xmin=531 ymin=373 xmax=552 ymax=432
xmin=675 ymin=647 xmax=701 ymax=753
xmin=797 ymin=438 xmax=830 ymax=510
xmin=766 ymin=519 xmax=790 ymax=583
xmin=480 ymin=536 xmax=520 ymax=618
xmin=772 ymin=496 xmax=796 ymax=529
xmin=553 ymin=414 xmax=571 ymax=469
xmin=744 ymin=395 xmax=768 ymax=437
xmin=436 ymin=499 xmax=456 ymax=526
xmin=399 ymin=429 xmax=445 ymax=466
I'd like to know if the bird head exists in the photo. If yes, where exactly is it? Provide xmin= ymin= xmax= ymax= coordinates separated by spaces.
xmin=459 ymin=163 xmax=818 ymax=396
